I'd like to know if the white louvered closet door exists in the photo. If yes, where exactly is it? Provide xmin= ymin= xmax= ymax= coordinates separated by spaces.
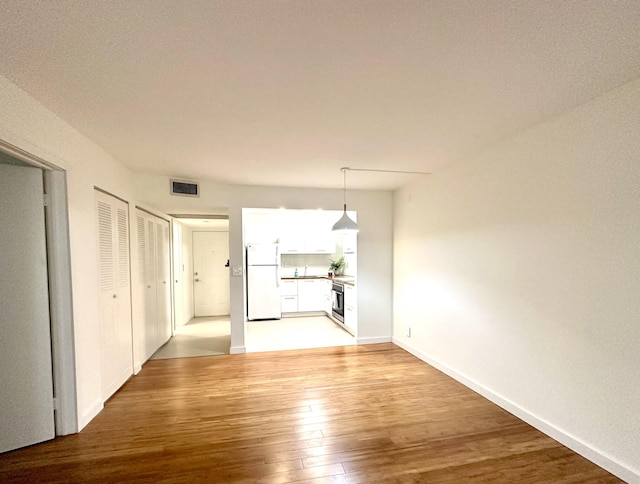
xmin=95 ymin=190 xmax=133 ymax=401
xmin=143 ymin=213 xmax=158 ymax=360
xmin=156 ymin=219 xmax=172 ymax=345
xmin=136 ymin=209 xmax=172 ymax=361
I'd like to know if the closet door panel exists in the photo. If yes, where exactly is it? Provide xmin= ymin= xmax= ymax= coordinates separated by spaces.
xmin=96 ymin=191 xmax=133 ymax=401
xmin=156 ymin=219 xmax=172 ymax=345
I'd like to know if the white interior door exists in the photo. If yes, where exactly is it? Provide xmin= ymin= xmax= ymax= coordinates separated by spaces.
xmin=172 ymin=223 xmax=185 ymax=326
xmin=155 ymin=219 xmax=171 ymax=344
xmin=96 ymin=190 xmax=133 ymax=401
xmin=0 ymin=164 xmax=55 ymax=452
xmin=193 ymin=231 xmax=230 ymax=316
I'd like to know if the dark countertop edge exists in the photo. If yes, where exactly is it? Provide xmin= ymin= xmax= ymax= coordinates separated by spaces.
xmin=281 ymin=276 xmax=355 ymax=286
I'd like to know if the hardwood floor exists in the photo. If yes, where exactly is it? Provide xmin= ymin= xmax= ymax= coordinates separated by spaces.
xmin=0 ymin=344 xmax=621 ymax=483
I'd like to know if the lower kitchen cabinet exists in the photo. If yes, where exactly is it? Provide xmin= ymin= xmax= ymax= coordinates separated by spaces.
xmin=281 ymin=295 xmax=298 ymax=313
xmin=324 ymin=279 xmax=332 ymax=315
xmin=297 ymin=279 xmax=324 ymax=312
xmin=281 ymin=279 xmax=298 ymax=313
xmin=344 ymin=284 xmax=357 ymax=331
xmin=281 ymin=278 xmax=327 ymax=313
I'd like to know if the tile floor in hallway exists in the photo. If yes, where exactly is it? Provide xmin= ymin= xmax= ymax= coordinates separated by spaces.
xmin=151 ymin=314 xmax=354 ymax=359
xmin=150 ymin=316 xmax=231 ymax=359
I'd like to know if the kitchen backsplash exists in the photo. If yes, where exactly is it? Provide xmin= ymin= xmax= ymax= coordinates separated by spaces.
xmin=281 ymin=251 xmax=356 ymax=277
xmin=280 ymin=254 xmax=333 ymax=277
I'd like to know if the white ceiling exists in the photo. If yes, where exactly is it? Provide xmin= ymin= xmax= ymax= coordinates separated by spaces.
xmin=176 ymin=218 xmax=229 ymax=230
xmin=1 ymin=1 xmax=639 ymax=190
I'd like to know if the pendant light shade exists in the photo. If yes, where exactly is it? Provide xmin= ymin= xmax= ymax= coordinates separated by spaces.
xmin=332 ymin=207 xmax=359 ymax=232
xmin=333 ymin=167 xmax=358 ymax=232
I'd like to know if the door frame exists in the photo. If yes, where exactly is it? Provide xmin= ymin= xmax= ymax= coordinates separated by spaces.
xmin=0 ymin=139 xmax=77 ymax=435
xmin=192 ymin=230 xmax=231 ymax=317
xmin=170 ymin=214 xmax=230 ymax=328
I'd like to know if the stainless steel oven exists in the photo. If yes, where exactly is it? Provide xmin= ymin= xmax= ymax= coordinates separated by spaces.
xmin=331 ymin=282 xmax=344 ymax=322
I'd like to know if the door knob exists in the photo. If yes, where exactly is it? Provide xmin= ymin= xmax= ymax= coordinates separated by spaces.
xmin=195 ymin=278 xmax=200 ymax=282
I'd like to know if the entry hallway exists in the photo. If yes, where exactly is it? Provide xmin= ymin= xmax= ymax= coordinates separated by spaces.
xmin=0 ymin=344 xmax=620 ymax=483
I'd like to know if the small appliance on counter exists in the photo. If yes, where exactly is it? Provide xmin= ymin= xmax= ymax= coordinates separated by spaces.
xmin=246 ymin=243 xmax=281 ymax=320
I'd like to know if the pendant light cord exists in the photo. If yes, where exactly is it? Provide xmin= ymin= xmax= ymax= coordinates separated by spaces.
xmin=342 ymin=167 xmax=431 ymax=175
xmin=342 ymin=167 xmax=347 ymax=211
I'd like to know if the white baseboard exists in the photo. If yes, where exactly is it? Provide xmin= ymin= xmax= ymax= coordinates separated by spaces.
xmin=79 ymin=398 xmax=103 ymax=431
xmin=133 ymin=362 xmax=142 ymax=374
xmin=357 ymin=336 xmax=392 ymax=345
xmin=392 ymin=337 xmax=638 ymax=484
xmin=230 ymin=345 xmax=246 ymax=354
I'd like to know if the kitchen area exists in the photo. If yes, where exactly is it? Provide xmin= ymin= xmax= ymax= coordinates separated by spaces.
xmin=243 ymin=208 xmax=357 ymax=352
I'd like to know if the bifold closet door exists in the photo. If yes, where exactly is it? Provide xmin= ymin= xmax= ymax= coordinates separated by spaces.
xmin=95 ymin=190 xmax=133 ymax=401
xmin=136 ymin=209 xmax=171 ymax=361
xmin=156 ymin=219 xmax=171 ymax=345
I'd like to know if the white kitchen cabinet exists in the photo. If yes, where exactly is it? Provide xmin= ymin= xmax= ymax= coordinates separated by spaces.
xmin=281 ymin=295 xmax=298 ymax=313
xmin=297 ymin=279 xmax=325 ymax=312
xmin=279 ymin=234 xmax=305 ymax=254
xmin=342 ymin=232 xmax=357 ymax=254
xmin=344 ymin=284 xmax=357 ymax=331
xmin=280 ymin=279 xmax=297 ymax=296
xmin=281 ymin=234 xmax=335 ymax=254
xmin=280 ymin=279 xmax=298 ymax=313
xmin=304 ymin=232 xmax=336 ymax=254
xmin=324 ymin=279 xmax=333 ymax=315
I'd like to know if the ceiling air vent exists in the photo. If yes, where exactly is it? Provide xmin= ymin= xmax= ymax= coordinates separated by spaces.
xmin=170 ymin=179 xmax=199 ymax=198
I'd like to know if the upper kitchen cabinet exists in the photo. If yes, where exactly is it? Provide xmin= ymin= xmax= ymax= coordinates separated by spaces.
xmin=304 ymin=228 xmax=336 ymax=254
xmin=243 ymin=210 xmax=282 ymax=244
xmin=342 ymin=232 xmax=357 ymax=254
xmin=279 ymin=210 xmax=337 ymax=254
xmin=279 ymin=234 xmax=305 ymax=254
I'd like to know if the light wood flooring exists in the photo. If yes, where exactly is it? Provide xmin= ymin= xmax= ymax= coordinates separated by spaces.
xmin=0 ymin=344 xmax=621 ymax=483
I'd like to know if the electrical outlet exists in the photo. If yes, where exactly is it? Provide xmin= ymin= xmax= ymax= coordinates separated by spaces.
xmin=407 ymin=327 xmax=412 ymax=338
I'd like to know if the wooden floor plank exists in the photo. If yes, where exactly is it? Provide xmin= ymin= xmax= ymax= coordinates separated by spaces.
xmin=0 ymin=344 xmax=622 ymax=483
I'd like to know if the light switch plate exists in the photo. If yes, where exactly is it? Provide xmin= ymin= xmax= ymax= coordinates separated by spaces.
xmin=232 ymin=266 xmax=243 ymax=277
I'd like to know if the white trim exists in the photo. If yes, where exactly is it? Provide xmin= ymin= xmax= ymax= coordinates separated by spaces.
xmin=44 ymin=171 xmax=78 ymax=436
xmin=0 ymin=138 xmax=61 ymax=170
xmin=133 ymin=362 xmax=143 ymax=375
xmin=79 ymin=399 xmax=103 ymax=431
xmin=230 ymin=345 xmax=246 ymax=354
xmin=0 ymin=141 xmax=79 ymax=437
xmin=356 ymin=336 xmax=392 ymax=345
xmin=392 ymin=338 xmax=639 ymax=484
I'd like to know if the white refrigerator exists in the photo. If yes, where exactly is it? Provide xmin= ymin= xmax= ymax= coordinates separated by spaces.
xmin=246 ymin=243 xmax=281 ymax=320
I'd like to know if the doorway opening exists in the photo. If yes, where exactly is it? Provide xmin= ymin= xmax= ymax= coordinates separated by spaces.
xmin=0 ymin=142 xmax=76 ymax=452
xmin=161 ymin=215 xmax=231 ymax=359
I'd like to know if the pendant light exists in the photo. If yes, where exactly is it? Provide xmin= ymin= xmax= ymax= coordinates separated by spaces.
xmin=332 ymin=167 xmax=359 ymax=232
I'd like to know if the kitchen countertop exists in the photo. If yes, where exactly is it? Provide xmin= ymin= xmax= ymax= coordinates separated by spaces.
xmin=281 ymin=275 xmax=355 ymax=286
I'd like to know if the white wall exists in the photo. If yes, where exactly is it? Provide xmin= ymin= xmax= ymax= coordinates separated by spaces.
xmin=0 ymin=74 xmax=393 ymax=431
xmin=393 ymin=78 xmax=640 ymax=481
xmin=136 ymin=175 xmax=393 ymax=350
xmin=0 ymin=75 xmax=137 ymax=429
